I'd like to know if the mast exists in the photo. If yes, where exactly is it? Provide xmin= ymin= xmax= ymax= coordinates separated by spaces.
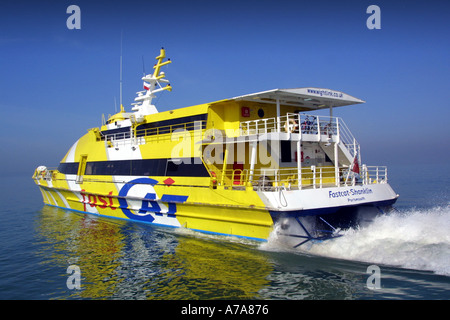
xmin=131 ymin=47 xmax=172 ymax=120
xmin=120 ymin=31 xmax=124 ymax=112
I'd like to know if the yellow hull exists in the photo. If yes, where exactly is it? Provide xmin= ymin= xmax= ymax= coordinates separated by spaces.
xmin=36 ymin=179 xmax=274 ymax=242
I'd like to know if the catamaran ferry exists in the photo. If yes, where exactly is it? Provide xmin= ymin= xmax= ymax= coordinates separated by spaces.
xmin=33 ymin=48 xmax=398 ymax=246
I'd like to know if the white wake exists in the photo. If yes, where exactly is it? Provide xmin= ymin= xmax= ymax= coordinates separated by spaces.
xmin=264 ymin=205 xmax=450 ymax=276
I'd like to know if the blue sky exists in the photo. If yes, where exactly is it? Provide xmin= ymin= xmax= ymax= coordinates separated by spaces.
xmin=1 ymin=0 xmax=449 ymax=176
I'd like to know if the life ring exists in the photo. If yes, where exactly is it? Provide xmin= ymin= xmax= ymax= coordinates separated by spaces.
xmin=284 ymin=119 xmax=298 ymax=133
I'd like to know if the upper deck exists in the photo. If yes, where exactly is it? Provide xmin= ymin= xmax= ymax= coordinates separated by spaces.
xmin=35 ymin=49 xmax=387 ymax=192
xmin=90 ymin=87 xmax=386 ymax=191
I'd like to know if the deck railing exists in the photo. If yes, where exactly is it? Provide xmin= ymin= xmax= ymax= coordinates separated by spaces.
xmin=102 ymin=120 xmax=206 ymax=148
xmin=239 ymin=112 xmax=360 ymax=160
xmin=212 ymin=165 xmax=387 ymax=191
xmin=362 ymin=165 xmax=388 ymax=185
xmin=134 ymin=120 xmax=206 ymax=137
xmin=240 ymin=113 xmax=338 ymax=135
xmin=32 ymin=167 xmax=58 ymax=181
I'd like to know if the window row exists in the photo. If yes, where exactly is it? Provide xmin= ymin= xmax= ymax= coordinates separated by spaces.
xmin=58 ymin=158 xmax=209 ymax=177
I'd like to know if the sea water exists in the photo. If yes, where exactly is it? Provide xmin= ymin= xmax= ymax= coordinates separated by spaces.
xmin=0 ymin=163 xmax=448 ymax=300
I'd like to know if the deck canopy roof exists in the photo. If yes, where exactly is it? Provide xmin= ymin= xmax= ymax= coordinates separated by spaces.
xmin=226 ymin=88 xmax=365 ymax=111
